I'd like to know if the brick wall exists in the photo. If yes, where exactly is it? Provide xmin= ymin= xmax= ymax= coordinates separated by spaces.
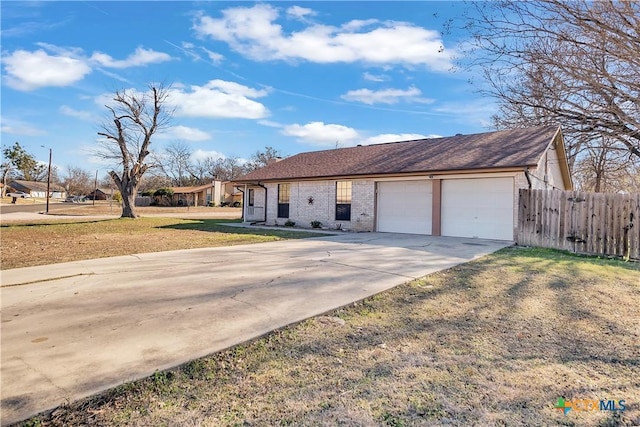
xmin=265 ymin=179 xmax=376 ymax=231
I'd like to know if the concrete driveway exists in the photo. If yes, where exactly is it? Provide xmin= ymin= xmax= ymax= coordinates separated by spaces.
xmin=0 ymin=233 xmax=510 ymax=425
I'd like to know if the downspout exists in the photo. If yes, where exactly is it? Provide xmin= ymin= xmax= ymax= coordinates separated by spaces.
xmin=234 ymin=185 xmax=245 ymax=221
xmin=256 ymin=183 xmax=268 ymax=223
xmin=524 ymin=168 xmax=532 ymax=189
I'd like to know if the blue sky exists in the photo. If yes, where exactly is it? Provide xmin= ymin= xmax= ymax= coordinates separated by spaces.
xmin=1 ymin=1 xmax=494 ymax=174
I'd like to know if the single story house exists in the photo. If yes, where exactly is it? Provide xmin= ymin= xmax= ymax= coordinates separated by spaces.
xmin=8 ymin=180 xmax=66 ymax=199
xmin=87 ymin=188 xmax=113 ymax=200
xmin=233 ymin=125 xmax=572 ymax=241
xmin=169 ymin=181 xmax=242 ymax=207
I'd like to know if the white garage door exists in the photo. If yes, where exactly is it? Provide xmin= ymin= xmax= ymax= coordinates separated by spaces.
xmin=377 ymin=181 xmax=432 ymax=234
xmin=441 ymin=178 xmax=514 ymax=240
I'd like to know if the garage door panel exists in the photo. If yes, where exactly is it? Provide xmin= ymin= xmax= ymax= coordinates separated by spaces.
xmin=441 ymin=178 xmax=513 ymax=240
xmin=377 ymin=181 xmax=432 ymax=235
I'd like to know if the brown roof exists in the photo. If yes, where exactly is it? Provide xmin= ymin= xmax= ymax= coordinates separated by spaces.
xmin=235 ymin=125 xmax=560 ymax=182
xmin=171 ymin=183 xmax=215 ymax=194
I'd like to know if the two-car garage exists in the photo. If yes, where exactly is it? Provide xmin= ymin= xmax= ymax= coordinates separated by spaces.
xmin=376 ymin=178 xmax=514 ymax=241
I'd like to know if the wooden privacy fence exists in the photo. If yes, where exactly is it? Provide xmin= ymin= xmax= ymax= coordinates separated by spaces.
xmin=517 ymin=189 xmax=640 ymax=260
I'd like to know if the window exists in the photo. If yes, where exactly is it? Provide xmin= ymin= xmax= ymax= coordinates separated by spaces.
xmin=335 ymin=181 xmax=352 ymax=221
xmin=278 ymin=183 xmax=290 ymax=218
xmin=248 ymin=188 xmax=255 ymax=207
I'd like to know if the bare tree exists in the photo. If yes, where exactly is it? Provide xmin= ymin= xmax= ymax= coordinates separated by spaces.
xmin=137 ymin=172 xmax=173 ymax=194
xmin=573 ymin=136 xmax=640 ymax=193
xmin=155 ymin=141 xmax=195 ymax=186
xmin=244 ymin=146 xmax=283 ymax=173
xmin=63 ymin=166 xmax=93 ymax=195
xmin=97 ymin=83 xmax=172 ymax=218
xmin=189 ymin=156 xmax=248 ymax=182
xmin=463 ymin=0 xmax=640 ymax=190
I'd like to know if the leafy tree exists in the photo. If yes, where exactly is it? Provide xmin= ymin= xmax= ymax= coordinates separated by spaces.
xmin=1 ymin=142 xmax=48 ymax=183
xmin=153 ymin=187 xmax=174 ymax=206
xmin=96 ymin=83 xmax=172 ymax=218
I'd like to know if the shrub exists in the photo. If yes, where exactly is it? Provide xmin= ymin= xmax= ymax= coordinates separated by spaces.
xmin=284 ymin=219 xmax=296 ymax=227
xmin=310 ymin=220 xmax=322 ymax=229
xmin=153 ymin=188 xmax=174 ymax=197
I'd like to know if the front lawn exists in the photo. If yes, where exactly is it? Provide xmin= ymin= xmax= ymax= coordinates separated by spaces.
xmin=19 ymin=247 xmax=640 ymax=427
xmin=0 ymin=218 xmax=324 ymax=269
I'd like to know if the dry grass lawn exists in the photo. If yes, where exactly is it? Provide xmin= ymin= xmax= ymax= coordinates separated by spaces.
xmin=1 ymin=217 xmax=321 ymax=269
xmin=17 ymin=247 xmax=639 ymax=427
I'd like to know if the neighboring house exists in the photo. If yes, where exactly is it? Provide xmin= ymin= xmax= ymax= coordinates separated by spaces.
xmin=233 ymin=126 xmax=572 ymax=241
xmin=8 ymin=180 xmax=66 ymax=199
xmin=87 ymin=188 xmax=113 ymax=200
xmin=170 ymin=181 xmax=242 ymax=207
xmin=221 ymin=181 xmax=243 ymax=206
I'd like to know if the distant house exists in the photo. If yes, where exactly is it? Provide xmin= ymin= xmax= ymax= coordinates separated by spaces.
xmin=233 ymin=126 xmax=573 ymax=240
xmin=87 ymin=188 xmax=113 ymax=200
xmin=8 ymin=180 xmax=66 ymax=199
xmin=169 ymin=181 xmax=243 ymax=207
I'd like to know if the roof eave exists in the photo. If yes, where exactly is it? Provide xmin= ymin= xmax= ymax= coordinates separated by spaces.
xmin=233 ymin=165 xmax=537 ymax=184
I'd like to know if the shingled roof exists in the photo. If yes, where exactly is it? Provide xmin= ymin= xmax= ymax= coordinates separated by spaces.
xmin=235 ymin=125 xmax=561 ymax=182
xmin=9 ymin=180 xmax=66 ymax=192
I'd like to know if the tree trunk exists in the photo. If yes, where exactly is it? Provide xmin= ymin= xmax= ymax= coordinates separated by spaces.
xmin=121 ymin=192 xmax=137 ymax=218
xmin=111 ymin=171 xmax=139 ymax=218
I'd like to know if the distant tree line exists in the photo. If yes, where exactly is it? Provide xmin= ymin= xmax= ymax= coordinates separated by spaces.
xmin=1 ymin=140 xmax=282 ymax=202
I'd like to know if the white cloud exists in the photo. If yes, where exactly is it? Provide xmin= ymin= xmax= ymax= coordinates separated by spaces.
xmin=0 ymin=117 xmax=46 ymax=136
xmin=340 ymin=86 xmax=434 ymax=105
xmin=362 ymin=133 xmax=439 ymax=145
xmin=2 ymin=44 xmax=173 ymax=91
xmin=2 ymin=49 xmax=92 ymax=90
xmin=363 ymin=71 xmax=388 ymax=82
xmin=192 ymin=149 xmax=225 ymax=162
xmin=90 ymin=47 xmax=172 ymax=68
xmin=156 ymin=125 xmax=211 ymax=141
xmin=258 ymin=119 xmax=283 ymax=128
xmin=201 ymin=47 xmax=224 ymax=63
xmin=286 ymin=6 xmax=316 ymax=20
xmin=281 ymin=121 xmax=359 ymax=146
xmin=167 ymin=79 xmax=269 ymax=119
xmin=193 ymin=4 xmax=455 ymax=70
xmin=60 ymin=105 xmax=94 ymax=121
xmin=340 ymin=19 xmax=379 ymax=32
xmin=180 ymin=41 xmax=202 ymax=61
xmin=280 ymin=120 xmax=438 ymax=147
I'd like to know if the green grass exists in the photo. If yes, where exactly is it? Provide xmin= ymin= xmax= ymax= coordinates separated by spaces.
xmin=19 ymin=247 xmax=640 ymax=427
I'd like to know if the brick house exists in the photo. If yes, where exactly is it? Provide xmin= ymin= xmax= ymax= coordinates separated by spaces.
xmin=233 ymin=126 xmax=572 ymax=240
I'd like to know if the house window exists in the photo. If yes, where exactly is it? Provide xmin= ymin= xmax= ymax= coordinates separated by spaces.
xmin=335 ymin=181 xmax=352 ymax=221
xmin=278 ymin=183 xmax=290 ymax=218
xmin=248 ymin=189 xmax=255 ymax=207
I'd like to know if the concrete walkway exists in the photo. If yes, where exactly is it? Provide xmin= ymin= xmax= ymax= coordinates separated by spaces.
xmin=0 ymin=233 xmax=510 ymax=425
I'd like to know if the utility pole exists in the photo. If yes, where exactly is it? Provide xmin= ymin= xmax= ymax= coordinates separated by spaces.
xmin=93 ymin=170 xmax=98 ymax=206
xmin=45 ymin=148 xmax=52 ymax=214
